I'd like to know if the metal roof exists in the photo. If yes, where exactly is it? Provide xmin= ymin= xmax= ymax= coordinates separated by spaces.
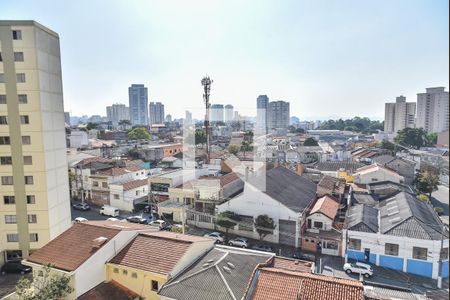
xmin=347 ymin=204 xmax=379 ymax=233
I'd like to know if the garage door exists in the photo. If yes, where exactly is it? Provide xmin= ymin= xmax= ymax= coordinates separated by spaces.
xmin=279 ymin=219 xmax=297 ymax=246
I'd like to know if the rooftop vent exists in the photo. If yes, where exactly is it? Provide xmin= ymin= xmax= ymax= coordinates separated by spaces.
xmin=390 ymin=217 xmax=402 ymax=224
xmin=387 ymin=210 xmax=399 ymax=216
xmin=92 ymin=236 xmax=108 ymax=248
xmin=222 ymin=266 xmax=232 ymax=273
xmin=226 ymin=262 xmax=235 ymax=269
xmin=206 ymin=259 xmax=215 ymax=263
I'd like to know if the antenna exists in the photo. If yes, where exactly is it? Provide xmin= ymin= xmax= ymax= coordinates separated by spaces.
xmin=201 ymin=76 xmax=213 ymax=164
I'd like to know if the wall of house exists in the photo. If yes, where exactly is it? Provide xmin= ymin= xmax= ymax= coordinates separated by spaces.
xmin=353 ymin=169 xmax=404 ymax=184
xmin=171 ymin=241 xmax=214 ymax=277
xmin=306 ymin=213 xmax=333 ymax=231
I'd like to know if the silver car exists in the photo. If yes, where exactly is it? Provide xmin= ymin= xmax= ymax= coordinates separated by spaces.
xmin=228 ymin=237 xmax=249 ymax=248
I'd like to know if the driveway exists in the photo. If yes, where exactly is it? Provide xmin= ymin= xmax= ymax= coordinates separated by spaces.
xmin=0 ymin=273 xmax=31 ymax=299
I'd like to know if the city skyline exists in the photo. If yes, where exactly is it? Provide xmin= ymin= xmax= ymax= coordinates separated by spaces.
xmin=1 ymin=0 xmax=448 ymax=120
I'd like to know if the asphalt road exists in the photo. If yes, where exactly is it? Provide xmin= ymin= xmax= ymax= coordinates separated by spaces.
xmin=431 ymin=185 xmax=449 ymax=216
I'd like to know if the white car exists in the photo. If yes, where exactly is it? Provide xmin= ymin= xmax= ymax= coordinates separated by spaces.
xmin=73 ymin=217 xmax=88 ymax=223
xmin=228 ymin=237 xmax=249 ymax=248
xmin=343 ymin=262 xmax=373 ymax=278
xmin=203 ymin=232 xmax=224 ymax=244
xmin=149 ymin=220 xmax=168 ymax=229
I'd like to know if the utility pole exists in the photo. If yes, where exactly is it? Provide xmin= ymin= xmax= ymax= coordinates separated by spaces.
xmin=77 ymin=165 xmax=85 ymax=204
xmin=437 ymin=223 xmax=446 ymax=288
xmin=201 ymin=76 xmax=212 ymax=164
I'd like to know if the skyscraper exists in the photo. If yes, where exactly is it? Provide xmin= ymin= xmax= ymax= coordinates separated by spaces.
xmin=128 ymin=84 xmax=148 ymax=126
xmin=416 ymin=87 xmax=449 ymax=133
xmin=106 ymin=103 xmax=130 ymax=128
xmin=185 ymin=110 xmax=192 ymax=125
xmin=384 ymin=96 xmax=416 ymax=132
xmin=256 ymin=95 xmax=269 ymax=134
xmin=0 ymin=21 xmax=72 ymax=258
xmin=225 ymin=104 xmax=234 ymax=124
xmin=210 ymin=104 xmax=224 ymax=123
xmin=268 ymin=100 xmax=290 ymax=129
xmin=149 ymin=102 xmax=165 ymax=124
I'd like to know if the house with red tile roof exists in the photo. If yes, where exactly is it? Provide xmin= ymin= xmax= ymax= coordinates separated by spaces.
xmin=109 ymin=178 xmax=149 ymax=211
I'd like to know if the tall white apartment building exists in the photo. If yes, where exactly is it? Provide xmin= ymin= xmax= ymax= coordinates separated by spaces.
xmin=0 ymin=21 xmax=71 ymax=260
xmin=106 ymin=103 xmax=129 ymax=128
xmin=416 ymin=87 xmax=449 ymax=133
xmin=384 ymin=96 xmax=416 ymax=132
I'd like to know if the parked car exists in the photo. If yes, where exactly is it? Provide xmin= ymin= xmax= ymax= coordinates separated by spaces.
xmin=100 ymin=205 xmax=120 ymax=217
xmin=72 ymin=203 xmax=90 ymax=211
xmin=343 ymin=262 xmax=373 ymax=278
xmin=144 ymin=205 xmax=158 ymax=214
xmin=252 ymin=244 xmax=274 ymax=252
xmin=292 ymin=250 xmax=316 ymax=262
xmin=126 ymin=215 xmax=148 ymax=224
xmin=1 ymin=262 xmax=32 ymax=275
xmin=228 ymin=237 xmax=249 ymax=248
xmin=73 ymin=217 xmax=88 ymax=223
xmin=203 ymin=232 xmax=225 ymax=244
xmin=106 ymin=217 xmax=119 ymax=221
xmin=6 ymin=252 xmax=22 ymax=262
xmin=149 ymin=220 xmax=171 ymax=230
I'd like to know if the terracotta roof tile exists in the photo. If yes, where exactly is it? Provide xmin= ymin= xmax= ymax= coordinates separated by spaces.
xmin=125 ymin=165 xmax=144 ymax=172
xmin=271 ymin=257 xmax=313 ymax=273
xmin=98 ymin=167 xmax=129 ymax=176
xmin=78 ymin=280 xmax=140 ymax=300
xmin=309 ymin=195 xmax=339 ymax=220
xmin=28 ymin=223 xmax=120 ymax=271
xmin=122 ymin=179 xmax=148 ymax=191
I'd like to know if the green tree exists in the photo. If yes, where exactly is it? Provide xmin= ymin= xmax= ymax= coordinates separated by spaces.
xmin=434 ymin=207 xmax=444 ymax=215
xmin=426 ymin=132 xmax=438 ymax=146
xmin=228 ymin=144 xmax=240 ymax=155
xmin=394 ymin=128 xmax=428 ymax=149
xmin=86 ymin=122 xmax=98 ymax=130
xmin=380 ymin=140 xmax=396 ymax=152
xmin=254 ymin=214 xmax=276 ymax=241
xmin=216 ymin=211 xmax=241 ymax=236
xmin=416 ymin=171 xmax=440 ymax=197
xmin=304 ymin=137 xmax=319 ymax=146
xmin=15 ymin=265 xmax=74 ymax=300
xmin=416 ymin=194 xmax=430 ymax=203
xmin=195 ymin=129 xmax=207 ymax=145
xmin=127 ymin=127 xmax=150 ymax=140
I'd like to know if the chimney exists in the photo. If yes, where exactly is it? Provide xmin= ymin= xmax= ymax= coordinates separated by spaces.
xmin=296 ymin=163 xmax=305 ymax=175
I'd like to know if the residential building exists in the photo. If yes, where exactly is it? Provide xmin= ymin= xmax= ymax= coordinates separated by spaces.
xmin=79 ymin=281 xmax=140 ymax=300
xmin=353 ymin=164 xmax=405 ymax=184
xmin=384 ymin=96 xmax=416 ymax=132
xmin=64 ymin=111 xmax=70 ymax=125
xmin=316 ymin=175 xmax=346 ymax=201
xmin=106 ymin=103 xmax=130 ymax=128
xmin=210 ymin=104 xmax=224 ymax=123
xmin=268 ymin=100 xmax=290 ymax=130
xmin=344 ymin=192 xmax=449 ymax=279
xmin=256 ymin=95 xmax=269 ymax=134
xmin=371 ymin=155 xmax=416 ymax=185
xmin=0 ymin=21 xmax=71 ymax=260
xmin=224 ymin=104 xmax=233 ymax=123
xmin=109 ymin=178 xmax=149 ymax=211
xmin=68 ymin=130 xmax=89 ymax=149
xmin=149 ymin=101 xmax=164 ymax=125
xmin=437 ymin=129 xmax=449 ymax=147
xmin=313 ymin=161 xmax=365 ymax=180
xmin=165 ymin=114 xmax=172 ymax=123
xmin=184 ymin=110 xmax=192 ymax=125
xmin=128 ymin=84 xmax=148 ymax=126
xmin=416 ymin=87 xmax=449 ymax=133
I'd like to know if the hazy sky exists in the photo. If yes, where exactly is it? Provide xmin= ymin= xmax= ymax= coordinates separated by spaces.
xmin=1 ymin=0 xmax=448 ymax=120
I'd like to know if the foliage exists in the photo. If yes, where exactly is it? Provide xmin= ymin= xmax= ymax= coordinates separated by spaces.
xmin=171 ymin=225 xmax=184 ymax=233
xmin=231 ymin=121 xmax=241 ymax=131
xmin=86 ymin=122 xmax=98 ymax=130
xmin=304 ymin=137 xmax=319 ymax=146
xmin=118 ymin=119 xmax=131 ymax=126
xmin=241 ymin=141 xmax=253 ymax=152
xmin=434 ymin=207 xmax=444 ymax=215
xmin=416 ymin=171 xmax=440 ymax=197
xmin=254 ymin=215 xmax=276 ymax=241
xmin=127 ymin=148 xmax=141 ymax=160
xmin=380 ymin=140 xmax=396 ymax=152
xmin=394 ymin=128 xmax=428 ymax=149
xmin=216 ymin=211 xmax=241 ymax=235
xmin=195 ymin=129 xmax=207 ymax=145
xmin=228 ymin=144 xmax=240 ymax=155
xmin=416 ymin=194 xmax=430 ymax=203
xmin=318 ymin=117 xmax=383 ymax=134
xmin=127 ymin=127 xmax=150 ymax=140
xmin=15 ymin=265 xmax=73 ymax=300
xmin=426 ymin=132 xmax=438 ymax=146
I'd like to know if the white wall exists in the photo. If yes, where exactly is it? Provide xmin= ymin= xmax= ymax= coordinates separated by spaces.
xmin=306 ymin=213 xmax=333 ymax=231
xmin=353 ymin=168 xmax=404 ymax=184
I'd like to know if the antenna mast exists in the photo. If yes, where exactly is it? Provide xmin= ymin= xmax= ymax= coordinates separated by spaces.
xmin=201 ymin=76 xmax=212 ymax=164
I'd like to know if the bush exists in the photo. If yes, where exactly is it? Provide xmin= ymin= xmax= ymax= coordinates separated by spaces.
xmin=434 ymin=207 xmax=444 ymax=215
xmin=416 ymin=194 xmax=429 ymax=203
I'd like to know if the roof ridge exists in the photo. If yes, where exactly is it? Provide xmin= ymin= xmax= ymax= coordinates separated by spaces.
xmin=215 ymin=264 xmax=237 ymax=300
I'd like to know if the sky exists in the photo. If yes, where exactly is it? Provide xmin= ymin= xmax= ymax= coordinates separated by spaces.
xmin=1 ymin=0 xmax=449 ymax=120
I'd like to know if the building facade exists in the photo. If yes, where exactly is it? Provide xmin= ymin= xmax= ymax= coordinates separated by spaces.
xmin=149 ymin=101 xmax=164 ymax=125
xmin=106 ymin=103 xmax=129 ymax=128
xmin=224 ymin=104 xmax=233 ymax=124
xmin=0 ymin=21 xmax=72 ymax=260
xmin=268 ymin=100 xmax=290 ymax=130
xmin=256 ymin=95 xmax=269 ymax=134
xmin=416 ymin=87 xmax=449 ymax=133
xmin=384 ymin=96 xmax=416 ymax=132
xmin=210 ymin=104 xmax=224 ymax=123
xmin=128 ymin=84 xmax=148 ymax=126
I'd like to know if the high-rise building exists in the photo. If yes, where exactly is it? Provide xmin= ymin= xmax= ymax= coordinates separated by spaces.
xmin=128 ymin=84 xmax=148 ymax=126
xmin=268 ymin=100 xmax=290 ymax=129
xmin=149 ymin=102 xmax=164 ymax=125
xmin=384 ymin=96 xmax=416 ymax=132
xmin=106 ymin=103 xmax=130 ymax=128
xmin=416 ymin=87 xmax=449 ymax=133
xmin=0 ymin=21 xmax=71 ymax=258
xmin=64 ymin=112 xmax=70 ymax=125
xmin=210 ymin=104 xmax=224 ymax=123
xmin=224 ymin=104 xmax=234 ymax=124
xmin=185 ymin=110 xmax=192 ymax=125
xmin=165 ymin=114 xmax=172 ymax=123
xmin=256 ymin=95 xmax=269 ymax=134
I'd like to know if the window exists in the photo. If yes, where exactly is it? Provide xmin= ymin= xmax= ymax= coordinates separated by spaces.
xmin=131 ymin=272 xmax=137 ymax=278
xmin=14 ymin=52 xmax=24 ymax=62
xmin=93 ymin=181 xmax=99 ymax=187
xmin=27 ymin=195 xmax=36 ymax=204
xmin=113 ymin=268 xmax=119 ymax=273
xmin=1 ymin=176 xmax=13 ymax=185
xmin=0 ymin=156 xmax=12 ymax=165
xmin=122 ymin=269 xmax=128 ymax=275
xmin=151 ymin=280 xmax=159 ymax=291
xmin=25 ymin=176 xmax=33 ymax=185
xmin=349 ymin=239 xmax=361 ymax=250
xmin=18 ymin=94 xmax=27 ymax=104
xmin=325 ymin=241 xmax=338 ymax=250
xmin=28 ymin=214 xmax=37 ymax=223
xmin=385 ymin=243 xmax=399 ymax=256
xmin=22 ymin=136 xmax=31 ymax=145
xmin=441 ymin=248 xmax=449 ymax=261
xmin=0 ymin=136 xmax=10 ymax=145
xmin=0 ymin=52 xmax=2 ymax=61
xmin=3 ymin=196 xmax=15 ymax=204
xmin=7 ymin=233 xmax=18 ymax=242
xmin=30 ymin=233 xmax=38 ymax=242
xmin=12 ymin=30 xmax=22 ymax=40
xmin=102 ymin=182 xmax=108 ymax=188
xmin=5 ymin=215 xmax=17 ymax=224
xmin=0 ymin=95 xmax=6 ymax=104
xmin=136 ymin=191 xmax=139 ymax=196
xmin=371 ymin=178 xmax=378 ymax=182
xmin=313 ymin=221 xmax=323 ymax=229
xmin=412 ymin=247 xmax=428 ymax=260
xmin=0 ymin=116 xmax=8 ymax=125
xmin=16 ymin=73 xmax=26 ymax=83
xmin=23 ymin=156 xmax=32 ymax=165
xmin=20 ymin=115 xmax=29 ymax=124
xmin=0 ymin=74 xmax=4 ymax=83
xmin=114 ymin=194 xmax=120 ymax=200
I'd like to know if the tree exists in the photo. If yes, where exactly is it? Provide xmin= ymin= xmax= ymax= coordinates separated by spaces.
xmin=195 ymin=129 xmax=207 ymax=145
xmin=416 ymin=171 xmax=440 ymax=197
xmin=228 ymin=144 xmax=240 ymax=155
xmin=416 ymin=194 xmax=430 ymax=203
xmin=434 ymin=207 xmax=444 ymax=216
xmin=304 ymin=137 xmax=319 ymax=146
xmin=319 ymin=117 xmax=383 ymax=133
xmin=426 ymin=132 xmax=438 ymax=146
xmin=15 ymin=265 xmax=73 ymax=300
xmin=254 ymin=215 xmax=276 ymax=241
xmin=127 ymin=127 xmax=150 ymax=140
xmin=394 ymin=128 xmax=428 ymax=149
xmin=216 ymin=211 xmax=240 ymax=236
xmin=380 ymin=140 xmax=396 ymax=153
xmin=119 ymin=119 xmax=131 ymax=126
xmin=86 ymin=122 xmax=98 ymax=130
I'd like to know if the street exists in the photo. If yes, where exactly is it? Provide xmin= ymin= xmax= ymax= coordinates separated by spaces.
xmin=431 ymin=185 xmax=449 ymax=216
